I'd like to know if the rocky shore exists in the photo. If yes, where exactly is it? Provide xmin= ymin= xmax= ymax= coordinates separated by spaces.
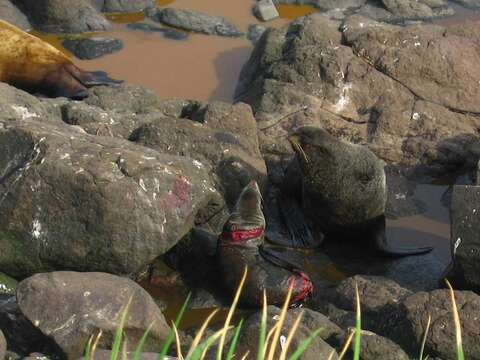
xmin=0 ymin=0 xmax=480 ymax=359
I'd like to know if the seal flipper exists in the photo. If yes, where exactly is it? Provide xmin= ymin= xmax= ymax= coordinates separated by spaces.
xmin=279 ymin=192 xmax=324 ymax=249
xmin=65 ymin=63 xmax=123 ymax=87
xmin=259 ymin=245 xmax=302 ymax=272
xmin=370 ymin=216 xmax=434 ymax=256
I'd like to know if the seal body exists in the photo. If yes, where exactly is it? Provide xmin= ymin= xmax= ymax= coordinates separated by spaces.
xmin=0 ymin=20 xmax=121 ymax=99
xmin=288 ymin=126 xmax=432 ymax=255
xmin=289 ymin=126 xmax=386 ymax=232
xmin=217 ymin=181 xmax=313 ymax=307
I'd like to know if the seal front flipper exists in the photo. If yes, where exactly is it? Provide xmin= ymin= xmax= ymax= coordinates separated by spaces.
xmin=371 ymin=216 xmax=434 ymax=256
xmin=278 ymin=192 xmax=324 ymax=249
xmin=259 ymin=245 xmax=301 ymax=272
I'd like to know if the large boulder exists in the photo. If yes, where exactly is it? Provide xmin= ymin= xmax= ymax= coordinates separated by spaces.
xmin=0 ymin=113 xmax=219 ymax=277
xmin=17 ymin=272 xmax=170 ymax=359
xmin=130 ymin=102 xmax=267 ymax=208
xmin=0 ymin=0 xmax=31 ymax=30
xmin=449 ymin=185 xmax=480 ymax=292
xmin=235 ymin=306 xmax=339 ymax=359
xmin=382 ymin=289 xmax=480 ymax=359
xmin=235 ymin=14 xmax=480 ymax=181
xmin=15 ymin=0 xmax=111 ymax=33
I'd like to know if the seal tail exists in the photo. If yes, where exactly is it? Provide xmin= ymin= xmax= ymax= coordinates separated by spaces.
xmin=371 ymin=216 xmax=434 ymax=257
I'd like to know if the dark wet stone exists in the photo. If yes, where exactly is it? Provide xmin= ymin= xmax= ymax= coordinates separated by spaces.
xmin=17 ymin=272 xmax=171 ymax=359
xmin=126 ymin=22 xmax=189 ymax=40
xmin=272 ymin=0 xmax=366 ymax=10
xmin=78 ymin=350 xmax=177 ymax=360
xmin=385 ymin=169 xmax=427 ymax=219
xmin=449 ymin=185 xmax=480 ymax=292
xmin=247 ymin=24 xmax=267 ymax=45
xmin=356 ymin=4 xmax=394 ymax=21
xmin=62 ymin=37 xmax=123 ymax=60
xmin=340 ymin=330 xmax=409 ymax=360
xmin=382 ymin=289 xmax=480 ymax=359
xmin=15 ymin=0 xmax=111 ymax=33
xmin=382 ymin=0 xmax=436 ymax=19
xmin=0 ymin=0 xmax=31 ymax=30
xmin=451 ymin=0 xmax=480 ymax=8
xmin=149 ymin=7 xmax=244 ymax=37
xmin=94 ymin=0 xmax=154 ymax=12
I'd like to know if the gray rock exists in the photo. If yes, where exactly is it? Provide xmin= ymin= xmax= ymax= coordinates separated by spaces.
xmin=78 ymin=349 xmax=177 ymax=360
xmin=62 ymin=37 xmax=123 ymax=60
xmin=235 ymin=306 xmax=339 ymax=359
xmin=247 ymin=24 xmax=267 ymax=45
xmin=355 ymin=4 xmax=394 ymax=21
xmin=0 ymin=330 xmax=5 ymax=360
xmin=15 ymin=0 xmax=111 ymax=33
xmin=451 ymin=0 xmax=480 ymax=8
xmin=95 ymin=0 xmax=155 ymax=12
xmin=272 ymin=0 xmax=365 ymax=10
xmin=17 ymin=272 xmax=171 ymax=359
xmin=333 ymin=275 xmax=412 ymax=314
xmin=253 ymin=0 xmax=279 ymax=21
xmin=449 ymin=185 xmax=480 ymax=292
xmin=0 ymin=0 xmax=31 ymax=30
xmin=0 ymin=113 xmax=219 ymax=277
xmin=126 ymin=22 xmax=189 ymax=40
xmin=383 ymin=289 xmax=480 ymax=359
xmin=150 ymin=8 xmax=244 ymax=37
xmin=385 ymin=169 xmax=427 ymax=219
xmin=382 ymin=0 xmax=435 ymax=19
xmin=344 ymin=331 xmax=409 ymax=360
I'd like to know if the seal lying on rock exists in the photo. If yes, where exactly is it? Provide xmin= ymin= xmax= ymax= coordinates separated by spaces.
xmin=217 ymin=181 xmax=313 ymax=307
xmin=288 ymin=126 xmax=433 ymax=256
xmin=0 ymin=20 xmax=121 ymax=99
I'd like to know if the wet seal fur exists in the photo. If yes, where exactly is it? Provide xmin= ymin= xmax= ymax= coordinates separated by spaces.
xmin=0 ymin=20 xmax=121 ymax=99
xmin=217 ymin=181 xmax=313 ymax=307
xmin=288 ymin=126 xmax=433 ymax=256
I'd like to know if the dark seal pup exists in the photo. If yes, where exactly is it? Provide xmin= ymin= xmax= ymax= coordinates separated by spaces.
xmin=217 ymin=181 xmax=313 ymax=307
xmin=0 ymin=20 xmax=121 ymax=100
xmin=288 ymin=126 xmax=433 ymax=256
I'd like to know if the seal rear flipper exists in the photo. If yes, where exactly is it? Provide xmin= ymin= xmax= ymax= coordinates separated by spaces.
xmin=279 ymin=192 xmax=324 ymax=249
xmin=370 ymin=216 xmax=434 ymax=257
xmin=259 ymin=245 xmax=302 ymax=272
xmin=65 ymin=63 xmax=123 ymax=87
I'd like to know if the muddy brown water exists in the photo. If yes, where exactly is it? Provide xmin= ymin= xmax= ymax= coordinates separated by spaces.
xmin=32 ymin=0 xmax=479 ymax=328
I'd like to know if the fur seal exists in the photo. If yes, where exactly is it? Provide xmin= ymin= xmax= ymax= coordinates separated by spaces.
xmin=0 ymin=20 xmax=121 ymax=99
xmin=288 ymin=126 xmax=433 ymax=256
xmin=217 ymin=181 xmax=313 ymax=307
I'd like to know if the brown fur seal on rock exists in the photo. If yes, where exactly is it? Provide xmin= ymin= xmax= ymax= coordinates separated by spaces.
xmin=217 ymin=181 xmax=313 ymax=307
xmin=0 ymin=20 xmax=121 ymax=99
xmin=288 ymin=126 xmax=433 ymax=256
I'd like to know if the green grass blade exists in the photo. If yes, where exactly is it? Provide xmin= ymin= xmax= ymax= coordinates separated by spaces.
xmin=84 ymin=335 xmax=94 ymax=360
xmin=111 ymin=296 xmax=133 ymax=360
xmin=133 ymin=323 xmax=154 ymax=360
xmin=159 ymin=292 xmax=191 ymax=360
xmin=188 ymin=327 xmax=231 ymax=360
xmin=287 ymin=328 xmax=322 ymax=360
xmin=226 ymin=319 xmax=244 ymax=360
xmin=353 ymin=283 xmax=361 ymax=360
xmin=257 ymin=291 xmax=267 ymax=360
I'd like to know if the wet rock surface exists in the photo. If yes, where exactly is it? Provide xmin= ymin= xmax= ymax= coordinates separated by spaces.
xmin=449 ymin=185 xmax=480 ymax=292
xmin=15 ymin=0 xmax=111 ymax=33
xmin=126 ymin=22 xmax=189 ymax=40
xmin=149 ymin=8 xmax=244 ymax=37
xmin=0 ymin=0 xmax=31 ymax=30
xmin=62 ymin=37 xmax=124 ymax=60
xmin=383 ymin=289 xmax=480 ymax=359
xmin=17 ymin=272 xmax=170 ymax=359
xmin=94 ymin=0 xmax=155 ymax=13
